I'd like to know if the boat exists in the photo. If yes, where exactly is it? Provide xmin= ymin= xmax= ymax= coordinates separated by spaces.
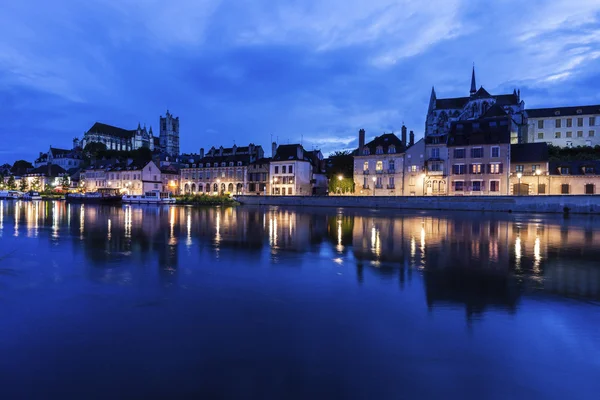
xmin=0 ymin=190 xmax=23 ymax=200
xmin=22 ymin=191 xmax=42 ymax=201
xmin=122 ymin=190 xmax=176 ymax=205
xmin=66 ymin=188 xmax=122 ymax=204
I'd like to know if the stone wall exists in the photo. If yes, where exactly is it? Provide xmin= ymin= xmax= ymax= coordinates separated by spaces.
xmin=236 ymin=194 xmax=600 ymax=214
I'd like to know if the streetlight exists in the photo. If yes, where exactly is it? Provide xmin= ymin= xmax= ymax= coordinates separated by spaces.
xmin=338 ymin=175 xmax=343 ymax=195
xmin=535 ymin=169 xmax=541 ymax=195
xmin=517 ymin=172 xmax=522 ymax=196
xmin=372 ymin=176 xmax=376 ymax=197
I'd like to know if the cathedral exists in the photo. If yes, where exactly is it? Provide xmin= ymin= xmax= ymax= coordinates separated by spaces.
xmin=79 ymin=110 xmax=180 ymax=155
xmin=425 ymin=67 xmax=526 ymax=143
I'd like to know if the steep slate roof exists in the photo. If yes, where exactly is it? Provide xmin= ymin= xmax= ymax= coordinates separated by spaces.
xmin=273 ymin=144 xmax=309 ymax=162
xmin=472 ymin=87 xmax=492 ymax=98
xmin=435 ymin=91 xmax=519 ymax=110
xmin=354 ymin=133 xmax=405 ymax=155
xmin=436 ymin=97 xmax=470 ymax=109
xmin=483 ymin=104 xmax=508 ymax=118
xmin=549 ymin=161 xmax=600 ymax=176
xmin=26 ymin=164 xmax=67 ymax=177
xmin=50 ymin=147 xmax=71 ymax=156
xmin=87 ymin=122 xmax=135 ymax=139
xmin=447 ymin=117 xmax=511 ymax=147
xmin=511 ymin=143 xmax=549 ymax=163
xmin=526 ymin=105 xmax=600 ymax=118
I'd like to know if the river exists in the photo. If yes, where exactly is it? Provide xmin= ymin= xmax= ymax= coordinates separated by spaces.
xmin=0 ymin=200 xmax=599 ymax=399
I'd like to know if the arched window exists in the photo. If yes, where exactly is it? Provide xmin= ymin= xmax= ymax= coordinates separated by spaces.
xmin=198 ymin=184 xmax=204 ymax=192
xmin=205 ymin=185 xmax=210 ymax=193
xmin=221 ymin=183 xmax=226 ymax=193
xmin=184 ymin=183 xmax=190 ymax=194
xmin=228 ymin=183 xmax=233 ymax=192
xmin=191 ymin=183 xmax=196 ymax=193
xmin=236 ymin=183 xmax=243 ymax=194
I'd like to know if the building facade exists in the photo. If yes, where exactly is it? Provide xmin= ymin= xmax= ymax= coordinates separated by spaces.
xmin=525 ymin=105 xmax=600 ymax=148
xmin=82 ymin=161 xmax=162 ymax=195
xmin=159 ymin=110 xmax=180 ymax=157
xmin=247 ymin=158 xmax=271 ymax=195
xmin=180 ymin=144 xmax=264 ymax=195
xmin=81 ymin=122 xmax=155 ymax=152
xmin=34 ymin=145 xmax=83 ymax=169
xmin=270 ymin=143 xmax=327 ymax=196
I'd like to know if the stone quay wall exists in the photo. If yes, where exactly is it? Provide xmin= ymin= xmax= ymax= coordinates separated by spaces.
xmin=236 ymin=195 xmax=600 ymax=214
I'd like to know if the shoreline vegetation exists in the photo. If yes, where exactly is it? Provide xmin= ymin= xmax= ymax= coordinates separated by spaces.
xmin=174 ymin=194 xmax=239 ymax=206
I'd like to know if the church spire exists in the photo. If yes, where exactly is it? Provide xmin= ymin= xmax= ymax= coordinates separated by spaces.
xmin=428 ymin=86 xmax=437 ymax=113
xmin=470 ymin=64 xmax=477 ymax=96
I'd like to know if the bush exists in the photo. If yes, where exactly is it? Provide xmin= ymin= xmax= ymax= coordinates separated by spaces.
xmin=174 ymin=194 xmax=239 ymax=206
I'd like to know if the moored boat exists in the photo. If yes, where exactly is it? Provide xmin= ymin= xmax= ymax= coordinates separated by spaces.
xmin=66 ymin=188 xmax=122 ymax=204
xmin=122 ymin=190 xmax=176 ymax=205
xmin=0 ymin=190 xmax=23 ymax=200
xmin=22 ymin=191 xmax=42 ymax=201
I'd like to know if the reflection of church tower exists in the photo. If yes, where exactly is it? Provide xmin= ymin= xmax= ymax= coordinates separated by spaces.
xmin=160 ymin=110 xmax=180 ymax=157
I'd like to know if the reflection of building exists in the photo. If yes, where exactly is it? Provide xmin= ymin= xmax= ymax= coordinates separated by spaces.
xmin=180 ymin=144 xmax=264 ymax=195
xmin=270 ymin=143 xmax=327 ymax=195
xmin=525 ymin=105 xmax=599 ymax=147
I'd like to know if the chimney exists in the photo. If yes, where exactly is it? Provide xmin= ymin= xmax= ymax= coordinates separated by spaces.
xmin=232 ymin=144 xmax=237 ymax=155
xmin=219 ymin=146 xmax=223 ymax=156
xmin=272 ymin=142 xmax=277 ymax=157
xmin=401 ymin=125 xmax=407 ymax=146
xmin=200 ymin=147 xmax=204 ymax=158
xmin=409 ymin=131 xmax=415 ymax=147
xmin=358 ymin=129 xmax=365 ymax=151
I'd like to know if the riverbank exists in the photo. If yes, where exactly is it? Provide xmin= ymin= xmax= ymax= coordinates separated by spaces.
xmin=175 ymin=194 xmax=239 ymax=206
xmin=236 ymin=194 xmax=600 ymax=214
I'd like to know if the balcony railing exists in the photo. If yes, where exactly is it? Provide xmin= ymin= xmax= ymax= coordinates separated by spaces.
xmin=375 ymin=169 xmax=384 ymax=174
xmin=427 ymin=170 xmax=445 ymax=176
xmin=386 ymin=185 xmax=396 ymax=189
xmin=375 ymin=184 xmax=383 ymax=189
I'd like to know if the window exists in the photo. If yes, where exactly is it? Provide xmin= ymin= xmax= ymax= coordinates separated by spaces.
xmin=566 ymin=118 xmax=572 ymax=127
xmin=429 ymin=162 xmax=442 ymax=172
xmin=363 ymin=148 xmax=370 ymax=155
xmin=154 ymin=184 xmax=158 ymax=189
xmin=452 ymin=164 xmax=466 ymax=175
xmin=388 ymin=145 xmax=396 ymax=154
xmin=555 ymin=119 xmax=561 ymax=128
xmin=288 ymin=188 xmax=293 ymax=195
xmin=538 ymin=184 xmax=546 ymax=194
xmin=585 ymin=184 xmax=595 ymax=195
xmin=490 ymin=180 xmax=499 ymax=192
xmin=537 ymin=132 xmax=544 ymax=140
xmin=376 ymin=146 xmax=383 ymax=155
xmin=282 ymin=166 xmax=286 ymax=173
xmin=532 ymin=165 xmax=540 ymax=173
xmin=577 ymin=131 xmax=584 ymax=138
xmin=590 ymin=130 xmax=595 ymax=137
xmin=560 ymin=167 xmax=569 ymax=174
xmin=537 ymin=120 xmax=544 ymax=129
xmin=388 ymin=176 xmax=395 ymax=188
xmin=471 ymin=148 xmax=483 ymax=158
xmin=490 ymin=163 xmax=501 ymax=174
xmin=590 ymin=117 xmax=596 ymax=126
xmin=431 ymin=148 xmax=440 ymax=158
xmin=454 ymin=148 xmax=465 ymax=158
xmin=472 ymin=181 xmax=482 ymax=191
xmin=471 ymin=164 xmax=483 ymax=174
xmin=515 ymin=165 xmax=524 ymax=173
xmin=454 ymin=181 xmax=464 ymax=191
xmin=578 ymin=117 xmax=584 ymax=127
xmin=363 ymin=162 xmax=369 ymax=171
xmin=566 ymin=141 xmax=573 ymax=148
xmin=561 ymin=184 xmax=570 ymax=194
xmin=491 ymin=147 xmax=500 ymax=157
xmin=555 ymin=132 xmax=561 ymax=139
xmin=409 ymin=177 xmax=415 ymax=186
xmin=274 ymin=166 xmax=279 ymax=174
xmin=566 ymin=131 xmax=572 ymax=138
xmin=376 ymin=161 xmax=383 ymax=171
xmin=585 ymin=166 xmax=595 ymax=174
xmin=363 ymin=177 xmax=368 ymax=188
xmin=409 ymin=165 xmax=418 ymax=172
xmin=389 ymin=160 xmax=395 ymax=171
xmin=289 ymin=165 xmax=293 ymax=174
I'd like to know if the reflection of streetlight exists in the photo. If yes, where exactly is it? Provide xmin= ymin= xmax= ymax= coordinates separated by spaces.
xmin=535 ymin=169 xmax=541 ymax=195
xmin=517 ymin=172 xmax=522 ymax=196
xmin=372 ymin=176 xmax=376 ymax=196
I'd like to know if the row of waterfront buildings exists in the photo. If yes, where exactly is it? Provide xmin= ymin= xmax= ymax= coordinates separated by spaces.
xmin=2 ymin=67 xmax=600 ymax=196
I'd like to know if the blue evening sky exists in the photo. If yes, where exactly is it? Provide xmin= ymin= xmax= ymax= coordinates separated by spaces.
xmin=1 ymin=0 xmax=599 ymax=163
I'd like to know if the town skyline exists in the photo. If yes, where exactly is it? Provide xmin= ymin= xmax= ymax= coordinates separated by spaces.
xmin=1 ymin=0 xmax=600 ymax=164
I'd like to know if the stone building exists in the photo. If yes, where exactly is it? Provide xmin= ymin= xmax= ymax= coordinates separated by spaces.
xmin=447 ymin=113 xmax=512 ymax=195
xmin=509 ymin=143 xmax=549 ymax=195
xmin=82 ymin=160 xmax=162 ymax=195
xmin=34 ymin=143 xmax=83 ymax=169
xmin=159 ymin=110 xmax=180 ymax=157
xmin=81 ymin=122 xmax=156 ymax=152
xmin=180 ymin=144 xmax=264 ymax=195
xmin=525 ymin=105 xmax=600 ymax=148
xmin=270 ymin=143 xmax=327 ymax=196
xmin=247 ymin=158 xmax=271 ymax=195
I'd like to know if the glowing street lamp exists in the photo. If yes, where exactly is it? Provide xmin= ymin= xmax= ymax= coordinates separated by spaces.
xmin=535 ymin=169 xmax=542 ymax=195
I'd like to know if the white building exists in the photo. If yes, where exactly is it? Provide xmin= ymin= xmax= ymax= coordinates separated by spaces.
xmin=270 ymin=143 xmax=327 ymax=195
xmin=34 ymin=144 xmax=83 ymax=169
xmin=82 ymin=160 xmax=162 ymax=195
xmin=525 ymin=105 xmax=599 ymax=147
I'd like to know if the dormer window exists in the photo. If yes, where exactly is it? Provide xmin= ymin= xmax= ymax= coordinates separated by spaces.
xmin=388 ymin=145 xmax=396 ymax=154
xmin=584 ymin=166 xmax=595 ymax=174
xmin=560 ymin=167 xmax=570 ymax=175
xmin=577 ymin=109 xmax=582 ymax=114
xmin=376 ymin=146 xmax=383 ymax=155
xmin=237 ymin=161 xmax=242 ymax=166
xmin=206 ymin=163 xmax=210 ymax=167
xmin=221 ymin=162 xmax=226 ymax=167
xmin=362 ymin=147 xmax=370 ymax=155
xmin=554 ymin=111 xmax=560 ymax=116
xmin=229 ymin=162 xmax=234 ymax=166
xmin=198 ymin=164 xmax=203 ymax=168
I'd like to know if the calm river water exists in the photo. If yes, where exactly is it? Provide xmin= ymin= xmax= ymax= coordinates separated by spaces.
xmin=0 ymin=200 xmax=599 ymax=399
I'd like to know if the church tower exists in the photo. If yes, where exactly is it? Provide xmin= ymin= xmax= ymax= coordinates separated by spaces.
xmin=470 ymin=65 xmax=477 ymax=96
xmin=159 ymin=110 xmax=180 ymax=157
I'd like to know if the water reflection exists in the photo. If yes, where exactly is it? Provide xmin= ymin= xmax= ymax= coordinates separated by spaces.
xmin=1 ymin=200 xmax=600 ymax=308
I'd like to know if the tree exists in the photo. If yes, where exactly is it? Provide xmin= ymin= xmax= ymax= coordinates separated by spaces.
xmin=19 ymin=178 xmax=28 ymax=191
xmin=61 ymin=175 xmax=70 ymax=191
xmin=31 ymin=177 xmax=41 ymax=191
xmin=326 ymin=150 xmax=355 ymax=194
xmin=11 ymin=160 xmax=33 ymax=175
xmin=7 ymin=175 xmax=16 ymax=190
